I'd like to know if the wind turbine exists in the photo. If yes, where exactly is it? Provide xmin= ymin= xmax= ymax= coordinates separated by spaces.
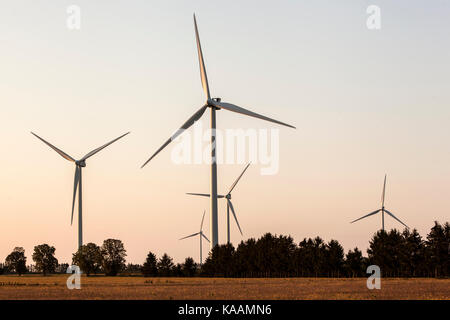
xmin=179 ymin=210 xmax=210 ymax=264
xmin=141 ymin=14 xmax=295 ymax=250
xmin=31 ymin=131 xmax=130 ymax=248
xmin=187 ymin=162 xmax=251 ymax=244
xmin=350 ymin=174 xmax=409 ymax=231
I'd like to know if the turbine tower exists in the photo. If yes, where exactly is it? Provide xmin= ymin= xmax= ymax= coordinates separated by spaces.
xmin=350 ymin=174 xmax=409 ymax=231
xmin=31 ymin=131 xmax=130 ymax=248
xmin=187 ymin=162 xmax=251 ymax=244
xmin=141 ymin=15 xmax=295 ymax=250
xmin=179 ymin=210 xmax=210 ymax=264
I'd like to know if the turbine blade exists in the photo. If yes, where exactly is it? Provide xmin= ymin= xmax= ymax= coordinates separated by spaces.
xmin=71 ymin=166 xmax=80 ymax=225
xmin=200 ymin=210 xmax=206 ymax=231
xmin=31 ymin=132 xmax=75 ymax=162
xmin=193 ymin=14 xmax=211 ymax=100
xmin=186 ymin=193 xmax=211 ymax=198
xmin=382 ymin=174 xmax=387 ymax=207
xmin=350 ymin=209 xmax=381 ymax=224
xmin=82 ymin=132 xmax=130 ymax=161
xmin=208 ymin=99 xmax=296 ymax=129
xmin=227 ymin=199 xmax=243 ymax=235
xmin=228 ymin=162 xmax=251 ymax=194
xmin=201 ymin=232 xmax=210 ymax=243
xmin=384 ymin=209 xmax=409 ymax=229
xmin=179 ymin=232 xmax=200 ymax=240
xmin=141 ymin=106 xmax=207 ymax=168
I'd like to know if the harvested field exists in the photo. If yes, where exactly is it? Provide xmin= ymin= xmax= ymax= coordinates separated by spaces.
xmin=0 ymin=275 xmax=448 ymax=300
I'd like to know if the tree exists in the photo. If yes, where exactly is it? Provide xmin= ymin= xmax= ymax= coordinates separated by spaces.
xmin=101 ymin=239 xmax=126 ymax=276
xmin=72 ymin=243 xmax=102 ymax=276
xmin=157 ymin=253 xmax=174 ymax=276
xmin=254 ymin=233 xmax=296 ymax=277
xmin=32 ymin=244 xmax=58 ymax=276
xmin=345 ymin=247 xmax=365 ymax=277
xmin=325 ymin=240 xmax=344 ymax=277
xmin=402 ymin=228 xmax=425 ymax=277
xmin=182 ymin=257 xmax=197 ymax=277
xmin=172 ymin=263 xmax=183 ymax=277
xmin=5 ymin=247 xmax=27 ymax=275
xmin=201 ymin=244 xmax=235 ymax=276
xmin=142 ymin=252 xmax=158 ymax=277
xmin=295 ymin=237 xmax=327 ymax=277
xmin=234 ymin=238 xmax=258 ymax=277
xmin=425 ymin=221 xmax=449 ymax=277
xmin=367 ymin=229 xmax=406 ymax=277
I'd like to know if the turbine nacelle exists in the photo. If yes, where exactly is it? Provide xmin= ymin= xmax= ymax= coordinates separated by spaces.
xmin=76 ymin=160 xmax=86 ymax=167
xmin=207 ymin=98 xmax=222 ymax=110
xmin=350 ymin=175 xmax=409 ymax=230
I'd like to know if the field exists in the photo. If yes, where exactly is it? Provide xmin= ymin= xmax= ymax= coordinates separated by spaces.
xmin=0 ymin=275 xmax=448 ymax=300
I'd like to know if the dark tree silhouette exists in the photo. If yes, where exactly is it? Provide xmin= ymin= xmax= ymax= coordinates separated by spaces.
xmin=234 ymin=238 xmax=258 ymax=277
xmin=5 ymin=247 xmax=27 ymax=275
xmin=72 ymin=243 xmax=102 ymax=276
xmin=157 ymin=253 xmax=174 ymax=276
xmin=344 ymin=248 xmax=365 ymax=277
xmin=182 ymin=257 xmax=197 ymax=277
xmin=32 ymin=244 xmax=58 ymax=276
xmin=142 ymin=251 xmax=158 ymax=277
xmin=325 ymin=240 xmax=344 ymax=277
xmin=172 ymin=263 xmax=183 ymax=277
xmin=202 ymin=243 xmax=235 ymax=277
xmin=401 ymin=228 xmax=425 ymax=277
xmin=426 ymin=221 xmax=449 ymax=277
xmin=101 ymin=239 xmax=126 ymax=276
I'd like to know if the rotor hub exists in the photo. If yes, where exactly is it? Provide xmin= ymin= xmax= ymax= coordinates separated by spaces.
xmin=76 ymin=160 xmax=86 ymax=167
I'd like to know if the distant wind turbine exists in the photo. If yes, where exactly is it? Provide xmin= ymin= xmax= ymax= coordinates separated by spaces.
xmin=187 ymin=162 xmax=251 ymax=244
xmin=141 ymin=14 xmax=295 ymax=250
xmin=350 ymin=174 xmax=409 ymax=231
xmin=179 ymin=210 xmax=210 ymax=264
xmin=31 ymin=131 xmax=130 ymax=248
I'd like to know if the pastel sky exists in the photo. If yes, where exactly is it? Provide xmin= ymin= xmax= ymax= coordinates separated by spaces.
xmin=1 ymin=0 xmax=449 ymax=265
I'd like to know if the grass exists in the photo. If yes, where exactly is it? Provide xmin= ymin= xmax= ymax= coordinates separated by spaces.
xmin=0 ymin=275 xmax=448 ymax=300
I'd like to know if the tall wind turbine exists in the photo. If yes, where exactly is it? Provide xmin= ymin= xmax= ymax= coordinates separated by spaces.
xmin=187 ymin=162 xmax=251 ymax=244
xmin=179 ymin=210 xmax=210 ymax=264
xmin=350 ymin=174 xmax=409 ymax=231
xmin=31 ymin=131 xmax=130 ymax=248
xmin=141 ymin=14 xmax=295 ymax=249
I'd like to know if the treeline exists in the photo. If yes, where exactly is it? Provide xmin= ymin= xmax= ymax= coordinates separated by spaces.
xmin=1 ymin=221 xmax=448 ymax=278
xmin=202 ymin=221 xmax=449 ymax=278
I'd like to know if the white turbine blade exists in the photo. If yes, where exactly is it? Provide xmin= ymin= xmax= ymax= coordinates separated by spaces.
xmin=179 ymin=232 xmax=200 ymax=240
xmin=201 ymin=232 xmax=210 ymax=243
xmin=82 ymin=132 xmax=130 ymax=161
xmin=193 ymin=14 xmax=211 ymax=100
xmin=384 ymin=209 xmax=409 ymax=229
xmin=31 ymin=132 xmax=75 ymax=162
xmin=200 ymin=210 xmax=206 ymax=231
xmin=186 ymin=192 xmax=225 ymax=198
xmin=228 ymin=162 xmax=251 ymax=194
xmin=381 ymin=174 xmax=387 ymax=207
xmin=350 ymin=209 xmax=381 ymax=224
xmin=227 ymin=199 xmax=243 ymax=235
xmin=208 ymin=99 xmax=296 ymax=129
xmin=141 ymin=106 xmax=207 ymax=168
xmin=186 ymin=192 xmax=211 ymax=197
xmin=71 ymin=166 xmax=80 ymax=225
